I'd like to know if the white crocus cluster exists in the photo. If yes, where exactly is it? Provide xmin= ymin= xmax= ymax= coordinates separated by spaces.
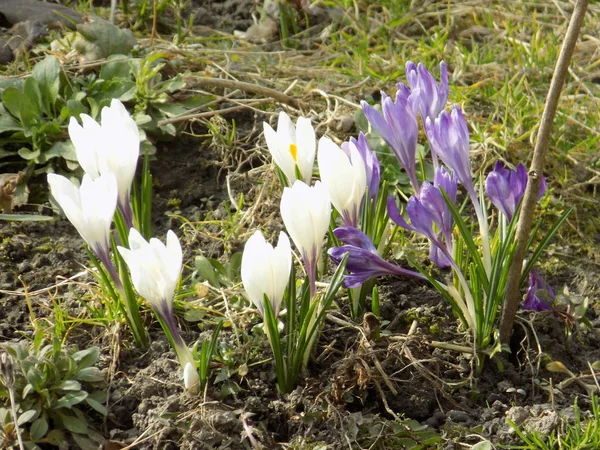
xmin=49 ymin=99 xmax=200 ymax=393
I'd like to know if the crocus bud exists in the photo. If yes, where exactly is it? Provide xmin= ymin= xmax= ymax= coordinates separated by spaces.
xmin=523 ymin=270 xmax=553 ymax=312
xmin=280 ymin=180 xmax=331 ymax=296
xmin=361 ymin=86 xmax=419 ymax=193
xmin=342 ymin=132 xmax=380 ymax=202
xmin=485 ymin=161 xmax=546 ymax=221
xmin=406 ymin=61 xmax=449 ymax=121
xmin=425 ymin=106 xmax=474 ymax=199
xmin=48 ymin=173 xmax=117 ymax=263
xmin=241 ymin=230 xmax=291 ymax=316
xmin=69 ymin=99 xmax=140 ymax=227
xmin=318 ymin=136 xmax=366 ymax=227
xmin=263 ymin=111 xmax=316 ymax=185
xmin=183 ymin=362 xmax=200 ymax=394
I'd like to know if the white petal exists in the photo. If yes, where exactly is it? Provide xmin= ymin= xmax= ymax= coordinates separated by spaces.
xmin=263 ymin=121 xmax=296 ymax=183
xmin=295 ymin=117 xmax=316 ymax=184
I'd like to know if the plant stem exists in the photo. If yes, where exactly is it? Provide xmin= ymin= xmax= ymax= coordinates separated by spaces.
xmin=499 ymin=0 xmax=589 ymax=344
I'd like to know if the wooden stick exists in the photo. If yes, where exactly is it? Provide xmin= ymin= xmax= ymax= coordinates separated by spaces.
xmin=499 ymin=0 xmax=589 ymax=344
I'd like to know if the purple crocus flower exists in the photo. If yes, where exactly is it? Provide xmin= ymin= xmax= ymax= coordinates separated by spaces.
xmin=342 ymin=132 xmax=381 ymax=202
xmin=328 ymin=227 xmax=425 ymax=288
xmin=361 ymin=86 xmax=419 ymax=193
xmin=406 ymin=61 xmax=449 ymax=121
xmin=387 ymin=183 xmax=454 ymax=269
xmin=523 ymin=270 xmax=553 ymax=312
xmin=425 ymin=105 xmax=475 ymax=199
xmin=486 ymin=161 xmax=547 ymax=221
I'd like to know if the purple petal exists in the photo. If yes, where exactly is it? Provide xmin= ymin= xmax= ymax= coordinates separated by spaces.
xmin=333 ymin=226 xmax=377 ymax=253
xmin=387 ymin=195 xmax=415 ymax=231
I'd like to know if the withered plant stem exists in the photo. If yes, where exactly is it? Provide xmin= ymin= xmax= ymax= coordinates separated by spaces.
xmin=499 ymin=0 xmax=589 ymax=344
xmin=187 ymin=77 xmax=303 ymax=109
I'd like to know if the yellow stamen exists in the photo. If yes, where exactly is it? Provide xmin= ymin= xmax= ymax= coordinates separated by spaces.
xmin=289 ymin=143 xmax=298 ymax=162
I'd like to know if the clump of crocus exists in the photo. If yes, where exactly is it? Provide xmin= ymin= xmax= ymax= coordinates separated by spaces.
xmin=263 ymin=111 xmax=316 ymax=186
xmin=523 ymin=270 xmax=553 ymax=312
xmin=69 ymin=99 xmax=140 ymax=228
xmin=280 ymin=180 xmax=331 ymax=297
xmin=486 ymin=161 xmax=546 ymax=222
xmin=317 ymin=136 xmax=366 ymax=228
xmin=48 ymin=173 xmax=119 ymax=282
xmin=118 ymin=229 xmax=200 ymax=393
xmin=361 ymin=85 xmax=420 ymax=193
xmin=241 ymin=230 xmax=292 ymax=317
xmin=328 ymin=227 xmax=424 ymax=288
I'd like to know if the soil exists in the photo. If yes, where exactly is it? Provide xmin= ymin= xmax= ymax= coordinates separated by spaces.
xmin=1 ymin=1 xmax=600 ymax=449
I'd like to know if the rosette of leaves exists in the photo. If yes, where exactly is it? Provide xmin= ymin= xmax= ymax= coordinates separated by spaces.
xmin=0 ymin=332 xmax=107 ymax=449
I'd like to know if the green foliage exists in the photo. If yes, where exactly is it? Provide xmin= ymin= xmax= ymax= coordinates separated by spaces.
xmin=0 ymin=52 xmax=207 ymax=171
xmin=0 ymin=331 xmax=106 ymax=448
xmin=264 ymin=254 xmax=347 ymax=394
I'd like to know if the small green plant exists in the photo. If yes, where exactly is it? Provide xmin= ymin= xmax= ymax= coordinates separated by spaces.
xmin=506 ymin=395 xmax=600 ymax=450
xmin=0 ymin=331 xmax=107 ymax=449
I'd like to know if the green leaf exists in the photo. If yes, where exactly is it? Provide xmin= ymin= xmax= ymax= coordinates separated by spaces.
xmin=76 ymin=22 xmax=137 ymax=59
xmin=30 ymin=416 xmax=49 ymax=440
xmin=85 ymin=397 xmax=108 ymax=416
xmin=0 ymin=214 xmax=53 ymax=222
xmin=24 ymin=77 xmax=44 ymax=117
xmin=75 ymin=367 xmax=104 ymax=382
xmin=31 ymin=56 xmax=62 ymax=111
xmin=45 ymin=429 xmax=66 ymax=445
xmin=59 ymin=413 xmax=88 ymax=434
xmin=1 ymin=87 xmax=23 ymax=119
xmin=56 ymin=391 xmax=88 ymax=408
xmin=26 ymin=368 xmax=44 ymax=391
xmin=99 ymin=55 xmax=132 ymax=80
xmin=55 ymin=380 xmax=82 ymax=391
xmin=17 ymin=409 xmax=38 ymax=425
xmin=195 ymin=256 xmax=221 ymax=288
xmin=71 ymin=433 xmax=99 ymax=450
xmin=0 ymin=115 xmax=23 ymax=134
xmin=72 ymin=346 xmax=99 ymax=369
xmin=18 ymin=147 xmax=41 ymax=161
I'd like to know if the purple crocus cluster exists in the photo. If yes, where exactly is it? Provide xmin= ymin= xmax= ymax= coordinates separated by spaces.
xmin=329 ymin=60 xmax=551 ymax=309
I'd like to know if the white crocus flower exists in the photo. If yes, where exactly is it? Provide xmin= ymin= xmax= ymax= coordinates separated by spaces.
xmin=317 ymin=136 xmax=367 ymax=228
xmin=117 ymin=228 xmax=182 ymax=315
xmin=280 ymin=180 xmax=331 ymax=296
xmin=118 ymin=229 xmax=198 ymax=391
xmin=69 ymin=99 xmax=140 ymax=225
xmin=263 ymin=111 xmax=316 ymax=185
xmin=241 ymin=230 xmax=292 ymax=316
xmin=48 ymin=173 xmax=117 ymax=260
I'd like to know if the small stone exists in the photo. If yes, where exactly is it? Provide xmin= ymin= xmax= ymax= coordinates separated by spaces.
xmin=447 ymin=409 xmax=471 ymax=424
xmin=506 ymin=406 xmax=529 ymax=426
xmin=524 ymin=411 xmax=559 ymax=437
